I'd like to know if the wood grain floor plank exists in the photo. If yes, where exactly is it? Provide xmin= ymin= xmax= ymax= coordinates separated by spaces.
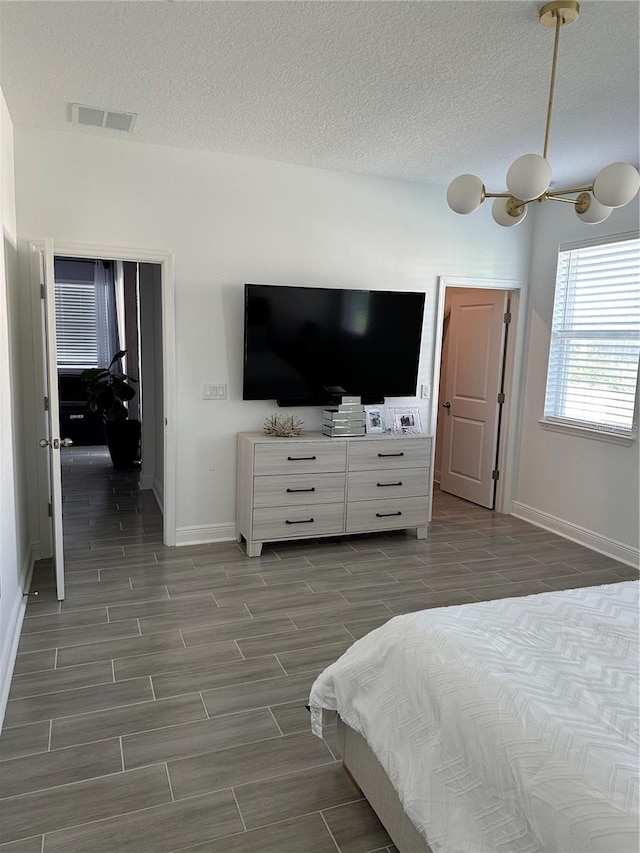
xmin=0 ymin=450 xmax=625 ymax=853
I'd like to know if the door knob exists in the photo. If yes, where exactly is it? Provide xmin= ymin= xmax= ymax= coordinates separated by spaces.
xmin=61 ymin=438 xmax=74 ymax=447
xmin=39 ymin=438 xmax=51 ymax=448
xmin=442 ymin=402 xmax=451 ymax=410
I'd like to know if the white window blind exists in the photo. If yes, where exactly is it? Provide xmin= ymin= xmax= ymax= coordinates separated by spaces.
xmin=543 ymin=236 xmax=640 ymax=436
xmin=55 ymin=261 xmax=116 ymax=369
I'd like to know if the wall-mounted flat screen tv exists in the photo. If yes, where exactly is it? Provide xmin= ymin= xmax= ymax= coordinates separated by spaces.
xmin=243 ymin=283 xmax=425 ymax=406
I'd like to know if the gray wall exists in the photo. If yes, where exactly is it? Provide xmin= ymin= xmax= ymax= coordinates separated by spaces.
xmin=515 ymin=202 xmax=639 ymax=556
xmin=0 ymin=87 xmax=31 ymax=727
xmin=138 ymin=263 xmax=164 ymax=509
xmin=13 ymin=126 xmax=531 ymax=543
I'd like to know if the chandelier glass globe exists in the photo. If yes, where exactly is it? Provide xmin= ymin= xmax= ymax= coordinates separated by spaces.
xmin=593 ymin=163 xmax=640 ymax=209
xmin=506 ymin=154 xmax=552 ymax=202
xmin=575 ymin=193 xmax=613 ymax=224
xmin=492 ymin=198 xmax=527 ymax=228
xmin=446 ymin=175 xmax=485 ymax=214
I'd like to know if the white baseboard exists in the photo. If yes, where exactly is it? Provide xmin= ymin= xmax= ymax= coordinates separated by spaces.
xmin=511 ymin=502 xmax=640 ymax=569
xmin=174 ymin=522 xmax=236 ymax=546
xmin=0 ymin=545 xmax=36 ymax=733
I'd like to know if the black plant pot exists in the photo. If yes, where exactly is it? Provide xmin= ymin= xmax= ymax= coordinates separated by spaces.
xmin=105 ymin=419 xmax=141 ymax=469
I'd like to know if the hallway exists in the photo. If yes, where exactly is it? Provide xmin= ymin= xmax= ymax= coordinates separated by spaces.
xmin=0 ymin=447 xmax=636 ymax=851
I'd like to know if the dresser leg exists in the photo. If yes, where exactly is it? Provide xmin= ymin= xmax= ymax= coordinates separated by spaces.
xmin=416 ymin=525 xmax=428 ymax=540
xmin=247 ymin=540 xmax=263 ymax=557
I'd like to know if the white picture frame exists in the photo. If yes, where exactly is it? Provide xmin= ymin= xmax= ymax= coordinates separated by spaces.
xmin=364 ymin=406 xmax=384 ymax=434
xmin=388 ymin=406 xmax=422 ymax=435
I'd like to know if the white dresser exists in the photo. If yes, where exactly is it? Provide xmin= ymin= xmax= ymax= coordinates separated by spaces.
xmin=236 ymin=431 xmax=431 ymax=556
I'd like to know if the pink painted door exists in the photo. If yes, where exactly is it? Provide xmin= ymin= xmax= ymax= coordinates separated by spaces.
xmin=440 ymin=290 xmax=508 ymax=509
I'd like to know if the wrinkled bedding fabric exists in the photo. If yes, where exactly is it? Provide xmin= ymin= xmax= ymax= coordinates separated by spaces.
xmin=310 ymin=582 xmax=639 ymax=853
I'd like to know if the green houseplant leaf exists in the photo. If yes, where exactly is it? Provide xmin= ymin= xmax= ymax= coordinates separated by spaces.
xmin=80 ymin=351 xmax=138 ymax=422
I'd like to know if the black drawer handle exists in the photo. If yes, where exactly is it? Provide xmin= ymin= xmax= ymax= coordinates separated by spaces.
xmin=286 ymin=487 xmax=316 ymax=493
xmin=285 ymin=518 xmax=315 ymax=525
xmin=377 ymin=481 xmax=403 ymax=488
xmin=376 ymin=511 xmax=402 ymax=518
xmin=378 ymin=452 xmax=405 ymax=457
xmin=287 ymin=455 xmax=317 ymax=461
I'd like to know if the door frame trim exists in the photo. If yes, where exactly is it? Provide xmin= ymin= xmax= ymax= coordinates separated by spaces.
xmin=29 ymin=240 xmax=177 ymax=547
xmin=429 ymin=275 xmax=527 ymax=515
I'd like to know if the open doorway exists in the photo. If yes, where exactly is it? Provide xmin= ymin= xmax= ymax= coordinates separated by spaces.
xmin=430 ymin=276 xmax=525 ymax=515
xmin=55 ymin=257 xmax=164 ymax=510
xmin=31 ymin=239 xmax=176 ymax=600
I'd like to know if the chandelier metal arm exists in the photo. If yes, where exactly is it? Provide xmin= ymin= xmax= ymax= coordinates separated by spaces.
xmin=485 ymin=184 xmax=594 ymax=203
xmin=483 ymin=191 xmax=515 ymax=199
xmin=546 ymin=184 xmax=593 ymax=196
xmin=544 ymin=194 xmax=579 ymax=204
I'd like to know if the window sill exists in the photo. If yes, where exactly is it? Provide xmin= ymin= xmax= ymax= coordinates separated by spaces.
xmin=539 ymin=419 xmax=637 ymax=446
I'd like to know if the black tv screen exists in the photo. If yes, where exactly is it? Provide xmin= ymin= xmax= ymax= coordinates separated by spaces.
xmin=243 ymin=283 xmax=425 ymax=405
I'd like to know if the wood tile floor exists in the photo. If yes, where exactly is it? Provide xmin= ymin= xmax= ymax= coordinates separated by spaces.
xmin=1 ymin=446 xmax=637 ymax=852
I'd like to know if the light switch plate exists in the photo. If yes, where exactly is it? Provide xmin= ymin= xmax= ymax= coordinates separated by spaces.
xmin=420 ymin=384 xmax=431 ymax=399
xmin=203 ymin=383 xmax=227 ymax=400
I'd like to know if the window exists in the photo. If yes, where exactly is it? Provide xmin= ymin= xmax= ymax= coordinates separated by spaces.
xmin=543 ymin=235 xmax=640 ymax=438
xmin=55 ymin=260 xmax=118 ymax=369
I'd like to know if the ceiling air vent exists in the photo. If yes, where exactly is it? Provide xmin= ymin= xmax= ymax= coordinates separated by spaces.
xmin=70 ymin=103 xmax=138 ymax=132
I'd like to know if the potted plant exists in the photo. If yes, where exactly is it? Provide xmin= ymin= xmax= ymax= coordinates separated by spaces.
xmin=81 ymin=350 xmax=141 ymax=468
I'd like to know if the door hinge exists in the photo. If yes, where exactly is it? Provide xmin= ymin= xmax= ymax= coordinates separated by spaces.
xmin=503 ymin=312 xmax=511 ymax=324
xmin=44 ymin=395 xmax=49 ymax=411
xmin=40 ymin=283 xmax=46 ymax=299
xmin=491 ymin=470 xmax=500 ymax=481
xmin=48 ymin=502 xmax=52 ymax=517
xmin=497 ymin=392 xmax=505 ymax=404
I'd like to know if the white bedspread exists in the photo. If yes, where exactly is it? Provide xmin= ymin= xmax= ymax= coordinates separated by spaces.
xmin=309 ymin=581 xmax=639 ymax=853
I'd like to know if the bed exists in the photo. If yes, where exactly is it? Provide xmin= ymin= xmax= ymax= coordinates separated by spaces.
xmin=309 ymin=581 xmax=639 ymax=853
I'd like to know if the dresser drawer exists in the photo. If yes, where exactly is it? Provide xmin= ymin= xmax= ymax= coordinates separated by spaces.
xmin=347 ymin=468 xmax=429 ymax=502
xmin=348 ymin=438 xmax=430 ymax=471
xmin=253 ymin=473 xmax=346 ymax=508
xmin=252 ymin=502 xmax=345 ymax=541
xmin=346 ymin=496 xmax=430 ymax=533
xmin=254 ymin=441 xmax=347 ymax=475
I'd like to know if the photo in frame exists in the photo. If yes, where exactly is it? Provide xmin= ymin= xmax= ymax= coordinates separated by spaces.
xmin=388 ymin=406 xmax=422 ymax=435
xmin=364 ymin=406 xmax=384 ymax=434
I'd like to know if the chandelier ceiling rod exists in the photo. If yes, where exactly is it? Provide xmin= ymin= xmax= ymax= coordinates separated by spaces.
xmin=542 ymin=2 xmax=566 ymax=160
xmin=446 ymin=1 xmax=640 ymax=227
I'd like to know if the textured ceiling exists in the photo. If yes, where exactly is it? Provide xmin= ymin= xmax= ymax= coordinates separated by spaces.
xmin=0 ymin=1 xmax=638 ymax=189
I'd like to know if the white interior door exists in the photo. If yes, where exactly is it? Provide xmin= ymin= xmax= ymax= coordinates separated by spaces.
xmin=440 ymin=290 xmax=508 ymax=509
xmin=37 ymin=238 xmax=67 ymax=600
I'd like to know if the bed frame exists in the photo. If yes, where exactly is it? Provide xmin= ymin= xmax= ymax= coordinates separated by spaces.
xmin=337 ymin=717 xmax=432 ymax=853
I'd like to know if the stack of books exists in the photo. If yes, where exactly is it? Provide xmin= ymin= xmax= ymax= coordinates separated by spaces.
xmin=322 ymin=396 xmax=366 ymax=437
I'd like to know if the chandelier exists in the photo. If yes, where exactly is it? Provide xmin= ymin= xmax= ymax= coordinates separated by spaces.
xmin=446 ymin=1 xmax=640 ymax=227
